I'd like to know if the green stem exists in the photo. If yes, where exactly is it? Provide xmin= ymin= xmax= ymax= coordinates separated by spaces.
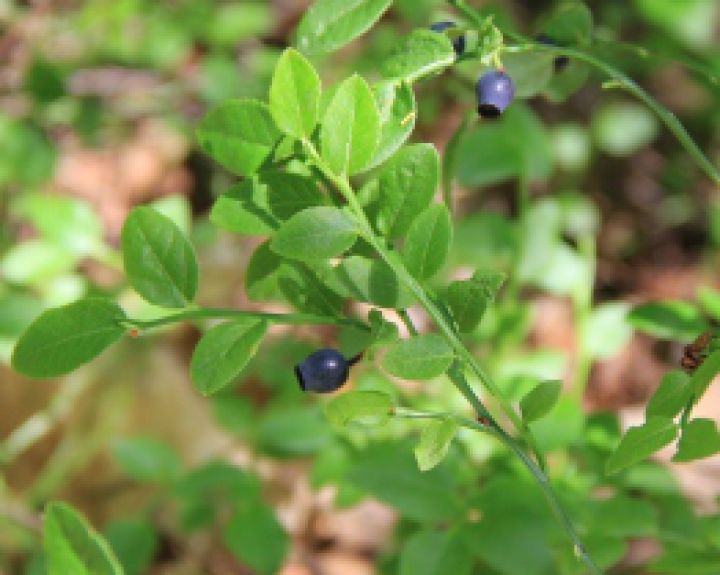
xmin=394 ymin=407 xmax=602 ymax=575
xmin=123 ymin=307 xmax=369 ymax=332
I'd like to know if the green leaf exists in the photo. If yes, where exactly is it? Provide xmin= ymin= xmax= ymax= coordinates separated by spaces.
xmin=191 ymin=319 xmax=267 ymax=396
xmin=455 ymin=105 xmax=552 ymax=187
xmin=627 ymin=300 xmax=707 ymax=342
xmin=255 ymin=404 xmax=332 ymax=456
xmin=44 ymin=502 xmax=122 ymax=575
xmin=400 ymin=529 xmax=474 ymax=575
xmin=383 ymin=334 xmax=454 ymax=380
xmin=121 ymin=206 xmax=198 ymax=308
xmin=197 ymin=99 xmax=280 ymax=176
xmin=270 ymin=206 xmax=358 ymax=262
xmin=346 ymin=442 xmax=462 ymax=522
xmin=322 ymin=255 xmax=414 ymax=308
xmin=104 ymin=519 xmax=158 ymax=575
xmin=414 ymin=419 xmax=459 ymax=472
xmin=111 ymin=436 xmax=182 ymax=484
xmin=210 ymin=178 xmax=276 ymax=235
xmin=606 ymin=416 xmax=678 ymax=475
xmin=446 ymin=270 xmax=505 ymax=333
xmin=320 ymin=74 xmax=380 ymax=176
xmin=325 ymin=390 xmax=393 ymax=427
xmin=688 ymin=349 xmax=720 ymax=398
xmin=222 ymin=500 xmax=289 ymax=575
xmin=646 ymin=370 xmax=692 ymax=418
xmin=269 ymin=48 xmax=321 ymax=138
xmin=538 ymin=1 xmax=594 ymax=46
xmin=263 ymin=170 xmax=325 ymax=220
xmin=673 ymin=418 xmax=720 ymax=462
xmin=12 ymin=299 xmax=126 ymax=378
xmin=520 ymin=380 xmax=562 ymax=423
xmin=377 ymin=143 xmax=440 ymax=239
xmin=173 ymin=462 xmax=260 ymax=530
xmin=245 ymin=240 xmax=284 ymax=300
xmin=502 ymin=52 xmax=555 ymax=99
xmin=369 ymin=81 xmax=416 ymax=170
xmin=586 ymin=495 xmax=658 ymax=539
xmin=295 ymin=0 xmax=392 ymax=55
xmin=211 ymin=172 xmax=324 ymax=236
xmin=403 ymin=204 xmax=452 ymax=280
xmin=380 ymin=29 xmax=456 ymax=83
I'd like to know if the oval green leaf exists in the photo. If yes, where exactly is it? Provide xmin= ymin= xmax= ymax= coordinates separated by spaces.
xmin=270 ymin=206 xmax=358 ymax=262
xmin=369 ymin=80 xmax=416 ymax=170
xmin=520 ymin=380 xmax=562 ymax=423
xmin=605 ymin=416 xmax=678 ymax=475
xmin=197 ymin=99 xmax=280 ymax=176
xmin=322 ymin=255 xmax=415 ymax=308
xmin=414 ymin=418 xmax=459 ymax=472
xmin=12 ymin=298 xmax=126 ymax=378
xmin=403 ymin=204 xmax=452 ymax=280
xmin=645 ymin=370 xmax=691 ymax=419
xmin=191 ymin=319 xmax=268 ymax=396
xmin=673 ymin=418 xmax=720 ymax=463
xmin=121 ymin=206 xmax=198 ymax=308
xmin=380 ymin=29 xmax=456 ymax=83
xmin=446 ymin=270 xmax=505 ymax=333
xmin=269 ymin=48 xmax=321 ymax=138
xmin=325 ymin=390 xmax=394 ymax=427
xmin=377 ymin=143 xmax=440 ymax=239
xmin=320 ymin=74 xmax=380 ymax=176
xmin=627 ymin=300 xmax=707 ymax=342
xmin=383 ymin=334 xmax=454 ymax=380
xmin=296 ymin=0 xmax=393 ymax=55
xmin=44 ymin=501 xmax=123 ymax=575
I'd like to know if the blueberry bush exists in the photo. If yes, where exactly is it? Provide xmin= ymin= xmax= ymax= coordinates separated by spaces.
xmin=3 ymin=0 xmax=720 ymax=574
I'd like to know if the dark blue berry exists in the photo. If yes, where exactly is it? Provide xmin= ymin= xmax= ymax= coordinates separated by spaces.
xmin=534 ymin=33 xmax=570 ymax=71
xmin=476 ymin=70 xmax=515 ymax=118
xmin=429 ymin=21 xmax=465 ymax=55
xmin=295 ymin=349 xmax=359 ymax=393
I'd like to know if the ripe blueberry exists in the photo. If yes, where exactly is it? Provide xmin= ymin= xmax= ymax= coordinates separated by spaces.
xmin=534 ymin=33 xmax=570 ymax=71
xmin=476 ymin=70 xmax=515 ymax=118
xmin=295 ymin=349 xmax=360 ymax=393
xmin=429 ymin=21 xmax=465 ymax=55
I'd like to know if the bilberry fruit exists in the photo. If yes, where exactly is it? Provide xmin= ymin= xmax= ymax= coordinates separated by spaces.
xmin=429 ymin=21 xmax=465 ymax=56
xmin=534 ymin=33 xmax=570 ymax=71
xmin=295 ymin=349 xmax=360 ymax=393
xmin=476 ymin=70 xmax=515 ymax=118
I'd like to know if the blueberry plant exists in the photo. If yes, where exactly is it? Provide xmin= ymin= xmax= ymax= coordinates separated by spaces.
xmin=7 ymin=0 xmax=720 ymax=573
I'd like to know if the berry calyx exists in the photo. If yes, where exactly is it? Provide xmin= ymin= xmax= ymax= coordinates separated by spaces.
xmin=295 ymin=349 xmax=361 ymax=393
xmin=476 ymin=70 xmax=515 ymax=118
xmin=429 ymin=21 xmax=465 ymax=56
